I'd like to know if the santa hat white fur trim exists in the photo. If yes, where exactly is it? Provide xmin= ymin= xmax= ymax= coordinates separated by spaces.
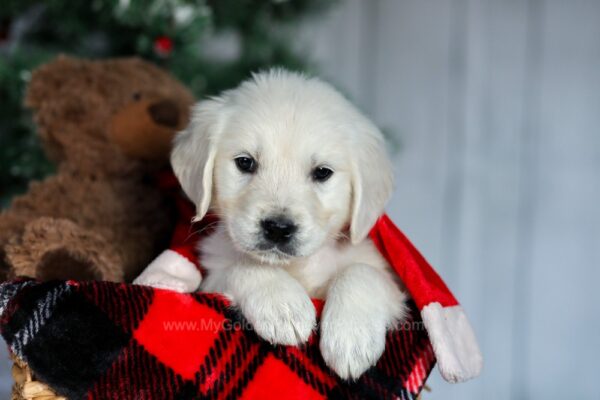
xmin=133 ymin=249 xmax=202 ymax=292
xmin=421 ymin=302 xmax=483 ymax=383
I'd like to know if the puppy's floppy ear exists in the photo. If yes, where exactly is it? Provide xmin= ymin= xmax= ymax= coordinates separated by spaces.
xmin=349 ymin=122 xmax=394 ymax=244
xmin=171 ymin=98 xmax=226 ymax=220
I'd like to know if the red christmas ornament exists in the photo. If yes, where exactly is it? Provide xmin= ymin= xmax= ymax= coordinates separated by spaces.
xmin=154 ymin=36 xmax=173 ymax=57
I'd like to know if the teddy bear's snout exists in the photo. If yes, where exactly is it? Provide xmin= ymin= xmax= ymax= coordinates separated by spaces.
xmin=148 ymin=99 xmax=180 ymax=128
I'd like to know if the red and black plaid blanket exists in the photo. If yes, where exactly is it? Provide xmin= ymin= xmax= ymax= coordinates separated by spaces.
xmin=0 ymin=278 xmax=434 ymax=399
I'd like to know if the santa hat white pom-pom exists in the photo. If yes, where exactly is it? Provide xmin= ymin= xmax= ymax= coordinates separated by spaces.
xmin=421 ymin=302 xmax=483 ymax=383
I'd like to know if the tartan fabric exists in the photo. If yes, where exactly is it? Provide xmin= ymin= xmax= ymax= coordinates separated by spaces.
xmin=0 ymin=279 xmax=434 ymax=400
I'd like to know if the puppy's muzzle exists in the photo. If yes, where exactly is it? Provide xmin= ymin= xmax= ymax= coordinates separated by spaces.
xmin=260 ymin=216 xmax=298 ymax=245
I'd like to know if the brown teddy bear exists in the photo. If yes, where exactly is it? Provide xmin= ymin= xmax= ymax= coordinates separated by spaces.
xmin=0 ymin=55 xmax=195 ymax=283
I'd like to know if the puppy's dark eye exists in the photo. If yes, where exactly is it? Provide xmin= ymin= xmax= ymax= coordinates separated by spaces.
xmin=235 ymin=156 xmax=257 ymax=173
xmin=312 ymin=166 xmax=334 ymax=182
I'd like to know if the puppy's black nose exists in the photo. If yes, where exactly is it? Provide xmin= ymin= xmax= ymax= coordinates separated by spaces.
xmin=261 ymin=217 xmax=298 ymax=244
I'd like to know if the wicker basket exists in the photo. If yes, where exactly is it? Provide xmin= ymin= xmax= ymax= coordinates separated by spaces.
xmin=11 ymin=356 xmax=64 ymax=400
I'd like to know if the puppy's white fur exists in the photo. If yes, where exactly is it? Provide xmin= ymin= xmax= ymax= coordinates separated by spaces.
xmin=168 ymin=70 xmax=407 ymax=379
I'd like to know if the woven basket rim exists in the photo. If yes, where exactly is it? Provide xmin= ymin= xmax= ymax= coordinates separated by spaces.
xmin=10 ymin=355 xmax=65 ymax=400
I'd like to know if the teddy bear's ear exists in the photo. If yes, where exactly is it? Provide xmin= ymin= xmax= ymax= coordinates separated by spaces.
xmin=25 ymin=55 xmax=81 ymax=109
xmin=24 ymin=56 xmax=88 ymax=162
xmin=171 ymin=98 xmax=227 ymax=220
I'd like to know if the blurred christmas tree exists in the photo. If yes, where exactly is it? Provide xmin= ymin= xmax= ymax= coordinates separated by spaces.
xmin=0 ymin=0 xmax=335 ymax=207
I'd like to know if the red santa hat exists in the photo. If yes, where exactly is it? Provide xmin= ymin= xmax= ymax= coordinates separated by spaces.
xmin=369 ymin=214 xmax=483 ymax=383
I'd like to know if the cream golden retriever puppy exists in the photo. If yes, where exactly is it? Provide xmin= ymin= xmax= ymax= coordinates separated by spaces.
xmin=137 ymin=70 xmax=408 ymax=379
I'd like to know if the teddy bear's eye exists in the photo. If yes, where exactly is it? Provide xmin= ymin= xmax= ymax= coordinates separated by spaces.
xmin=132 ymin=92 xmax=142 ymax=101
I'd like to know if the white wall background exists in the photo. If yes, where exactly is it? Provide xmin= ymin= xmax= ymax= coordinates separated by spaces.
xmin=298 ymin=0 xmax=600 ymax=399
xmin=0 ymin=345 xmax=9 ymax=397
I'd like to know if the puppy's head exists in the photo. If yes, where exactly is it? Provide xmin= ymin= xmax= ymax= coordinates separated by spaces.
xmin=172 ymin=70 xmax=393 ymax=264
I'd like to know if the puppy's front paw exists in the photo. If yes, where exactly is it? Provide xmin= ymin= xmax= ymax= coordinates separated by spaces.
xmin=239 ymin=281 xmax=316 ymax=346
xmin=320 ymin=312 xmax=387 ymax=380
